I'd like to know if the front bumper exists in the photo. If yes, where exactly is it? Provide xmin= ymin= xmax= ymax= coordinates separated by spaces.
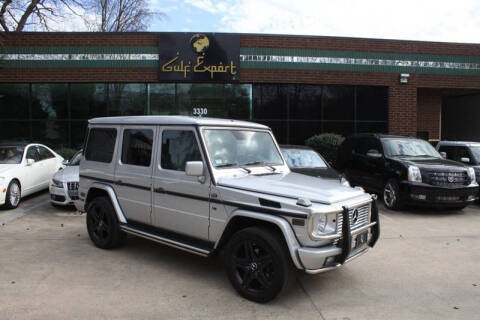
xmin=400 ymin=181 xmax=478 ymax=207
xmin=49 ymin=184 xmax=75 ymax=206
xmin=297 ymin=199 xmax=380 ymax=273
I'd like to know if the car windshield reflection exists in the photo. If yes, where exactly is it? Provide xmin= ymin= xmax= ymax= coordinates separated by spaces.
xmin=202 ymin=129 xmax=284 ymax=169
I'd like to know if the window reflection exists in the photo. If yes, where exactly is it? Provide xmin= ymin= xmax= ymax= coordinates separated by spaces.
xmin=31 ymin=83 xmax=68 ymax=119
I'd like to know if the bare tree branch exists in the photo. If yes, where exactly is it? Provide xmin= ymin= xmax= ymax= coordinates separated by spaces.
xmin=86 ymin=0 xmax=164 ymax=32
xmin=0 ymin=0 xmax=13 ymax=31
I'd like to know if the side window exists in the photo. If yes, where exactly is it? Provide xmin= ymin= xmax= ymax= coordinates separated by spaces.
xmin=121 ymin=129 xmax=153 ymax=167
xmin=438 ymin=146 xmax=456 ymax=160
xmin=26 ymin=146 xmax=40 ymax=162
xmin=353 ymin=138 xmax=368 ymax=155
xmin=85 ymin=128 xmax=117 ymax=163
xmin=161 ymin=130 xmax=202 ymax=171
xmin=455 ymin=147 xmax=471 ymax=162
xmin=37 ymin=146 xmax=55 ymax=160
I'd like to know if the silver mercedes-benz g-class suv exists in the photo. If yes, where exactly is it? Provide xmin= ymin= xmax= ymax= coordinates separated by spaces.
xmin=77 ymin=116 xmax=379 ymax=302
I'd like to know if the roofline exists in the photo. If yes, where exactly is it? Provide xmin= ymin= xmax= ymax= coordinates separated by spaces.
xmin=1 ymin=31 xmax=479 ymax=46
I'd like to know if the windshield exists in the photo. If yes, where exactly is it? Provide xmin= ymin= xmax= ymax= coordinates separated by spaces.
xmin=282 ymin=148 xmax=327 ymax=168
xmin=203 ymin=129 xmax=284 ymax=169
xmin=0 ymin=146 xmax=24 ymax=164
xmin=68 ymin=150 xmax=82 ymax=166
xmin=469 ymin=146 xmax=480 ymax=164
xmin=382 ymin=138 xmax=441 ymax=158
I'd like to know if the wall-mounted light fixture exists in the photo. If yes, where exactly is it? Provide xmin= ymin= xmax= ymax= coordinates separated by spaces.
xmin=399 ymin=73 xmax=410 ymax=84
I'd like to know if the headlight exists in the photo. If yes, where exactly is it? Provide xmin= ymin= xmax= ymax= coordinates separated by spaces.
xmin=340 ymin=176 xmax=351 ymax=187
xmin=309 ymin=213 xmax=336 ymax=239
xmin=467 ymin=167 xmax=476 ymax=183
xmin=51 ymin=179 xmax=63 ymax=188
xmin=408 ymin=166 xmax=422 ymax=182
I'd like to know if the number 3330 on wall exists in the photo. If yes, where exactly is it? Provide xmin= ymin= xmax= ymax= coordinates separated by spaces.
xmin=193 ymin=107 xmax=208 ymax=116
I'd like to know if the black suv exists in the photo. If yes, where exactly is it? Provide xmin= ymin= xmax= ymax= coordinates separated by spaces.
xmin=337 ymin=134 xmax=478 ymax=210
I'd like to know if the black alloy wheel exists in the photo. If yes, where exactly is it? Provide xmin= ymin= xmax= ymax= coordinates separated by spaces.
xmin=86 ymin=197 xmax=125 ymax=249
xmin=225 ymin=227 xmax=292 ymax=303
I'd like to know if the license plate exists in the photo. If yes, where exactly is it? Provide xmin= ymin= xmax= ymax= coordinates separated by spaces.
xmin=351 ymin=231 xmax=368 ymax=250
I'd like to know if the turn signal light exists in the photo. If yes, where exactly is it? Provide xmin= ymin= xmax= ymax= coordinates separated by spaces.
xmin=2 ymin=188 xmax=6 ymax=193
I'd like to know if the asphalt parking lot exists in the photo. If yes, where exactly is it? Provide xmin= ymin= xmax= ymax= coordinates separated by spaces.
xmin=1 ymin=192 xmax=479 ymax=320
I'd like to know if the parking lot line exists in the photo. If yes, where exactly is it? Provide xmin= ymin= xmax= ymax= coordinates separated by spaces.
xmin=0 ymin=200 xmax=50 ymax=223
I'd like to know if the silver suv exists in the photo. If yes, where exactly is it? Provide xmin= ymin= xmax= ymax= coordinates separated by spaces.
xmin=77 ymin=116 xmax=379 ymax=302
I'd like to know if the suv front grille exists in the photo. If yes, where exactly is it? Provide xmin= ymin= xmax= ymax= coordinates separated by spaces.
xmin=67 ymin=182 xmax=79 ymax=200
xmin=334 ymin=203 xmax=371 ymax=244
xmin=428 ymin=171 xmax=468 ymax=186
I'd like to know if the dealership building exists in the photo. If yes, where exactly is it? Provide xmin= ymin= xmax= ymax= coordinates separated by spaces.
xmin=0 ymin=32 xmax=479 ymax=149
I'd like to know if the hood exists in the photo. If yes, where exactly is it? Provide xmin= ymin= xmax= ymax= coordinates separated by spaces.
xmin=218 ymin=172 xmax=365 ymax=204
xmin=53 ymin=165 xmax=79 ymax=182
xmin=0 ymin=164 xmax=18 ymax=176
xmin=289 ymin=167 xmax=341 ymax=180
xmin=390 ymin=156 xmax=468 ymax=171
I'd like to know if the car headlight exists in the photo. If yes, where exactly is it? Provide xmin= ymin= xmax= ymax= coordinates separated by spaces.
xmin=467 ymin=167 xmax=476 ymax=184
xmin=408 ymin=166 xmax=422 ymax=182
xmin=51 ymin=179 xmax=63 ymax=188
xmin=308 ymin=213 xmax=336 ymax=239
xmin=340 ymin=176 xmax=351 ymax=187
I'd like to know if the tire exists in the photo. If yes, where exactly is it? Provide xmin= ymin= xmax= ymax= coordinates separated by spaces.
xmin=224 ymin=226 xmax=292 ymax=303
xmin=86 ymin=197 xmax=126 ymax=249
xmin=4 ymin=180 xmax=21 ymax=209
xmin=383 ymin=179 xmax=402 ymax=210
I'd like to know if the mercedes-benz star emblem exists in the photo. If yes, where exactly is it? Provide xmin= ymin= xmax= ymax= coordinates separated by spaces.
xmin=352 ymin=209 xmax=359 ymax=224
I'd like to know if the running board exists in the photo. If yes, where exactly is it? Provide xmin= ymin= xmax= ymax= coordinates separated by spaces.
xmin=120 ymin=224 xmax=212 ymax=257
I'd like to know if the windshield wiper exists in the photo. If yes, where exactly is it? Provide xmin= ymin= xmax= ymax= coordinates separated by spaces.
xmin=216 ymin=163 xmax=238 ymax=168
xmin=243 ymin=161 xmax=264 ymax=166
xmin=216 ymin=162 xmax=251 ymax=173
xmin=243 ymin=161 xmax=278 ymax=171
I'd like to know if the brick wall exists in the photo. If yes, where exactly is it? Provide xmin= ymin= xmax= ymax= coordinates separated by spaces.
xmin=417 ymin=89 xmax=442 ymax=140
xmin=2 ymin=32 xmax=480 ymax=138
xmin=388 ymin=85 xmax=418 ymax=136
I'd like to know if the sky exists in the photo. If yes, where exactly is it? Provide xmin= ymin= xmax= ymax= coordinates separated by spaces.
xmin=148 ymin=0 xmax=480 ymax=43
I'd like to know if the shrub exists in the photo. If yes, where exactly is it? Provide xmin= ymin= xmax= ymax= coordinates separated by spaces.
xmin=305 ymin=133 xmax=345 ymax=167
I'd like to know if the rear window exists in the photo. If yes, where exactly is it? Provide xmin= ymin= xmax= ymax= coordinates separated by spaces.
xmin=85 ymin=128 xmax=117 ymax=163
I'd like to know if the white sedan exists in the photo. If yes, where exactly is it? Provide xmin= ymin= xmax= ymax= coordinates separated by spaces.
xmin=0 ymin=143 xmax=64 ymax=209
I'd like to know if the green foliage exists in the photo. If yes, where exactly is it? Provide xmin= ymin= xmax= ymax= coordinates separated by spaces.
xmin=305 ymin=133 xmax=345 ymax=167
xmin=54 ymin=148 xmax=79 ymax=160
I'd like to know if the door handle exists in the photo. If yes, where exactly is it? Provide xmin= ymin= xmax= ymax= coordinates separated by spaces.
xmin=154 ymin=187 xmax=164 ymax=193
xmin=116 ymin=180 xmax=123 ymax=185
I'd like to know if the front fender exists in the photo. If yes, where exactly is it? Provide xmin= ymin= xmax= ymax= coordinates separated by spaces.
xmin=216 ymin=210 xmax=304 ymax=270
xmin=86 ymin=182 xmax=127 ymax=224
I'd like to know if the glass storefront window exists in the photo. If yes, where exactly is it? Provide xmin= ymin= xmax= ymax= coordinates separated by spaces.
xmin=31 ymin=83 xmax=68 ymax=119
xmin=71 ymin=83 xmax=107 ymax=119
xmin=0 ymin=121 xmax=30 ymax=141
xmin=0 ymin=84 xmax=29 ymax=119
xmin=150 ymin=84 xmax=176 ymax=115
xmin=177 ymin=83 xmax=227 ymax=117
xmin=322 ymin=85 xmax=354 ymax=120
xmin=32 ymin=120 xmax=69 ymax=148
xmin=356 ymin=86 xmax=388 ymax=121
xmin=0 ymin=81 xmax=386 ymax=149
xmin=108 ymin=83 xmax=147 ymax=116
xmin=225 ymin=84 xmax=252 ymax=119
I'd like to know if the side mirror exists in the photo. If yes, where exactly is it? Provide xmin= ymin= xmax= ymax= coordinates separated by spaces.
xmin=26 ymin=158 xmax=35 ymax=166
xmin=366 ymin=149 xmax=382 ymax=158
xmin=62 ymin=159 xmax=69 ymax=165
xmin=461 ymin=157 xmax=470 ymax=163
xmin=185 ymin=161 xmax=204 ymax=177
xmin=440 ymin=152 xmax=447 ymax=159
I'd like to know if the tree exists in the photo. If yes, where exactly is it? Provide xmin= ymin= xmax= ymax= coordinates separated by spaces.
xmin=85 ymin=0 xmax=163 ymax=32
xmin=0 ymin=0 xmax=85 ymax=32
